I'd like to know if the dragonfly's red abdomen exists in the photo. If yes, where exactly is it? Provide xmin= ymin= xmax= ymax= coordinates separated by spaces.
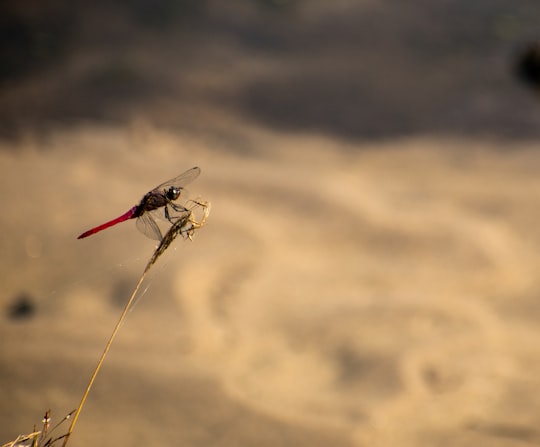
xmin=77 ymin=206 xmax=138 ymax=239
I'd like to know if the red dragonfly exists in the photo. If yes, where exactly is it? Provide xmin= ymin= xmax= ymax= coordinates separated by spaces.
xmin=78 ymin=167 xmax=201 ymax=241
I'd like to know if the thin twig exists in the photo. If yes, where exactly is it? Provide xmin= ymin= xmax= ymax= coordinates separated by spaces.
xmin=61 ymin=200 xmax=210 ymax=446
xmin=60 ymin=268 xmax=148 ymax=446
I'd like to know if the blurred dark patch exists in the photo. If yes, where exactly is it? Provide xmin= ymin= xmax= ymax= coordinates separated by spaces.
xmin=0 ymin=2 xmax=77 ymax=82
xmin=6 ymin=292 xmax=36 ymax=320
xmin=71 ymin=59 xmax=162 ymax=119
xmin=2 ymin=1 xmax=540 ymax=141
xmin=235 ymin=74 xmax=402 ymax=139
xmin=334 ymin=345 xmax=402 ymax=398
xmin=110 ymin=276 xmax=136 ymax=308
xmin=255 ymin=0 xmax=299 ymax=13
xmin=228 ymin=1 xmax=540 ymax=140
xmin=112 ymin=0 xmax=206 ymax=29
xmin=466 ymin=421 xmax=539 ymax=442
xmin=84 ymin=61 xmax=144 ymax=97
xmin=516 ymin=42 xmax=540 ymax=90
xmin=421 ymin=364 xmax=462 ymax=393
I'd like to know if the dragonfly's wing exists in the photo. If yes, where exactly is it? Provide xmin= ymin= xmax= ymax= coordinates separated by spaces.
xmin=136 ymin=167 xmax=200 ymax=241
xmin=136 ymin=205 xmax=191 ymax=241
xmin=151 ymin=166 xmax=201 ymax=193
xmin=136 ymin=213 xmax=163 ymax=241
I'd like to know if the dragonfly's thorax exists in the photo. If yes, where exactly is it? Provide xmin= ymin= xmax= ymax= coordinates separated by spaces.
xmin=134 ymin=186 xmax=183 ymax=218
xmin=137 ymin=191 xmax=170 ymax=214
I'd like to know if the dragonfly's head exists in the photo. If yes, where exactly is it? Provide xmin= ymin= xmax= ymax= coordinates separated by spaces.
xmin=166 ymin=186 xmax=182 ymax=201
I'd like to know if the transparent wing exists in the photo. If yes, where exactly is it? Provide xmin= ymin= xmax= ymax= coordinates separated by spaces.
xmin=136 ymin=213 xmax=164 ymax=241
xmin=150 ymin=166 xmax=201 ymax=194
xmin=135 ymin=205 xmax=192 ymax=241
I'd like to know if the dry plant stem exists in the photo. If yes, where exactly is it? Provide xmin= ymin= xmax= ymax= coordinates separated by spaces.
xmin=61 ymin=268 xmax=149 ymax=447
xmin=61 ymin=201 xmax=210 ymax=447
xmin=1 ymin=432 xmax=40 ymax=447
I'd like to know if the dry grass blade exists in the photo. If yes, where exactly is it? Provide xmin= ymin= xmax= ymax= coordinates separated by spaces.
xmin=1 ymin=432 xmax=40 ymax=447
xmin=2 ymin=410 xmax=75 ymax=447
xmin=60 ymin=198 xmax=210 ymax=446
xmin=146 ymin=199 xmax=211 ymax=272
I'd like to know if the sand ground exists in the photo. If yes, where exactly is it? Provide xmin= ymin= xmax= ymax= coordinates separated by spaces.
xmin=2 ymin=122 xmax=540 ymax=446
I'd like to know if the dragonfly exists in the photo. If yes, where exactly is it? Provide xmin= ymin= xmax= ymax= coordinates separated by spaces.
xmin=77 ymin=166 xmax=201 ymax=241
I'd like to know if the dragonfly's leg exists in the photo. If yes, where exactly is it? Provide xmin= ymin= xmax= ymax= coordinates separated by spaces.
xmin=166 ymin=202 xmax=189 ymax=224
xmin=170 ymin=202 xmax=188 ymax=213
xmin=165 ymin=203 xmax=187 ymax=223
xmin=164 ymin=206 xmax=174 ymax=223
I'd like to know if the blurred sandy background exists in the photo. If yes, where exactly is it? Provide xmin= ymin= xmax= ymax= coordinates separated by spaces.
xmin=2 ymin=1 xmax=540 ymax=446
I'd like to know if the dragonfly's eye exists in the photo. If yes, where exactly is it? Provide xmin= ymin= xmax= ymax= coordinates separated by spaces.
xmin=166 ymin=186 xmax=181 ymax=200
